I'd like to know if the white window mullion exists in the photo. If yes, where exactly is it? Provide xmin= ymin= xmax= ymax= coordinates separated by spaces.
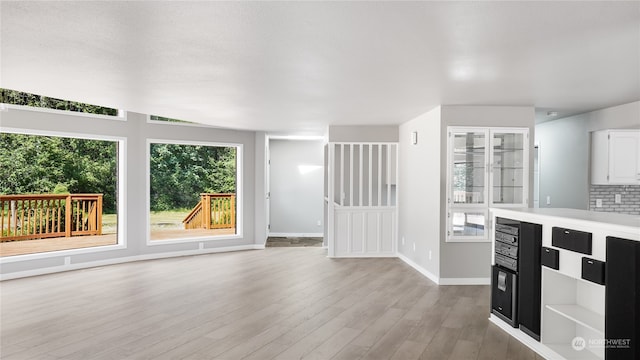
xmin=340 ymin=144 xmax=344 ymax=206
xmin=378 ymin=144 xmax=382 ymax=206
xmin=368 ymin=145 xmax=373 ymax=207
xmin=349 ymin=144 xmax=353 ymax=207
xmin=386 ymin=144 xmax=391 ymax=207
xmin=359 ymin=144 xmax=363 ymax=207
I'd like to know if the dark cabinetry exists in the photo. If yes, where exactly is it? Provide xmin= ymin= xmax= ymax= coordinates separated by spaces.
xmin=552 ymin=227 xmax=592 ymax=255
xmin=606 ymin=236 xmax=640 ymax=359
xmin=518 ymin=222 xmax=542 ymax=341
xmin=491 ymin=218 xmax=541 ymax=340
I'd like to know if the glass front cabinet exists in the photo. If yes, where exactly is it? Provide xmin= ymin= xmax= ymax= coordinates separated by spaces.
xmin=447 ymin=127 xmax=529 ymax=242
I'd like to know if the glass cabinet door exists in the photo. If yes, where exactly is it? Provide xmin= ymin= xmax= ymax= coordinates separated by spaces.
xmin=447 ymin=127 xmax=529 ymax=242
xmin=450 ymin=131 xmax=488 ymax=205
xmin=491 ymin=131 xmax=527 ymax=206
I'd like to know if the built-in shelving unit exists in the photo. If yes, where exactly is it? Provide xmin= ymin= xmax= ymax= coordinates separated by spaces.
xmin=545 ymin=344 xmax=602 ymax=360
xmin=488 ymin=208 xmax=640 ymax=360
xmin=545 ymin=304 xmax=604 ymax=335
xmin=541 ymin=267 xmax=605 ymax=359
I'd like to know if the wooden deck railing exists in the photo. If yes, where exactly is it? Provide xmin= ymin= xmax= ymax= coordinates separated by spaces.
xmin=1 ymin=194 xmax=103 ymax=242
xmin=183 ymin=193 xmax=236 ymax=230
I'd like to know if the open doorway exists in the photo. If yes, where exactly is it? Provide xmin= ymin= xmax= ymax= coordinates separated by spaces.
xmin=266 ymin=138 xmax=324 ymax=247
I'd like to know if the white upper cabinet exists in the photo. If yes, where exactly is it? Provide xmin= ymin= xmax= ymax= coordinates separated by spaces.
xmin=446 ymin=127 xmax=529 ymax=242
xmin=591 ymin=129 xmax=640 ymax=185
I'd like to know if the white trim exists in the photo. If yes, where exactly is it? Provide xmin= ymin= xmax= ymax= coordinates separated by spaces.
xmin=145 ymin=139 xmax=243 ymax=245
xmin=0 ymin=244 xmax=264 ymax=281
xmin=147 ymin=114 xmax=222 ymax=129
xmin=268 ymin=232 xmax=323 ymax=238
xmin=0 ymin=243 xmax=126 ymax=263
xmin=328 ymin=253 xmax=396 ymax=258
xmin=0 ymin=128 xmax=127 ymax=262
xmin=1 ymin=126 xmax=125 ymax=142
xmin=397 ymin=253 xmax=439 ymax=285
xmin=334 ymin=205 xmax=397 ymax=211
xmin=267 ymin=135 xmax=326 ymax=141
xmin=0 ymin=103 xmax=125 ymax=121
xmin=445 ymin=238 xmax=492 ymax=243
xmin=439 ymin=277 xmax=491 ymax=285
xmin=147 ymin=234 xmax=244 ymax=246
xmin=330 ymin=141 xmax=398 ymax=145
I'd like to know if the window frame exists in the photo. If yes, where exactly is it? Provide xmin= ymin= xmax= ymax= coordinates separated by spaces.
xmin=0 ymin=103 xmax=125 ymax=121
xmin=445 ymin=126 xmax=529 ymax=243
xmin=145 ymin=138 xmax=243 ymax=246
xmin=0 ymin=127 xmax=127 ymax=262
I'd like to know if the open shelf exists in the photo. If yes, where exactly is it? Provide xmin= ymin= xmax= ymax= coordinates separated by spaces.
xmin=545 ymin=304 xmax=604 ymax=335
xmin=546 ymin=344 xmax=601 ymax=360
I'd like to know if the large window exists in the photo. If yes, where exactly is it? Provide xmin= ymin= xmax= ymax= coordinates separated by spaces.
xmin=1 ymin=88 xmax=118 ymax=116
xmin=0 ymin=132 xmax=121 ymax=256
xmin=148 ymin=141 xmax=240 ymax=242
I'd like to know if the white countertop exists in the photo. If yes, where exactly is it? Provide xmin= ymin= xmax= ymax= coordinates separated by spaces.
xmin=490 ymin=207 xmax=640 ymax=233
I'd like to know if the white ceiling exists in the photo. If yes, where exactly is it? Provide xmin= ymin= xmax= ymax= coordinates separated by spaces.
xmin=1 ymin=1 xmax=639 ymax=134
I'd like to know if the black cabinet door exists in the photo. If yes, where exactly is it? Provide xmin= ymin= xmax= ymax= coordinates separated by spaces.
xmin=518 ymin=222 xmax=542 ymax=341
xmin=492 ymin=265 xmax=518 ymax=327
xmin=606 ymin=236 xmax=640 ymax=359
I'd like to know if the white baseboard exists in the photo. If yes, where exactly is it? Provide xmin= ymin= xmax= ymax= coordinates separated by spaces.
xmin=0 ymin=244 xmax=264 ymax=281
xmin=268 ymin=232 xmax=324 ymax=238
xmin=439 ymin=277 xmax=491 ymax=285
xmin=397 ymin=253 xmax=439 ymax=285
xmin=329 ymin=252 xmax=396 ymax=258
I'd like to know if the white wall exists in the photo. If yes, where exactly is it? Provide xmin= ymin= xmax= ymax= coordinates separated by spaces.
xmin=536 ymin=117 xmax=590 ymax=209
xmin=439 ymin=105 xmax=535 ymax=280
xmin=398 ymin=107 xmax=441 ymax=281
xmin=254 ymin=132 xmax=268 ymax=245
xmin=0 ymin=107 xmax=262 ymax=278
xmin=586 ymin=100 xmax=640 ymax=132
xmin=328 ymin=125 xmax=399 ymax=142
xmin=269 ymin=139 xmax=324 ymax=236
xmin=535 ymin=100 xmax=640 ymax=210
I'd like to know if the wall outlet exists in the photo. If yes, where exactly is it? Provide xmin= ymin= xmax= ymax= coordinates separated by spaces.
xmin=316 ymin=220 xmax=322 ymax=226
xmin=615 ymin=194 xmax=622 ymax=204
xmin=546 ymin=196 xmax=551 ymax=205
xmin=402 ymin=236 xmax=405 ymax=245
xmin=413 ymin=242 xmax=416 ymax=252
xmin=596 ymin=199 xmax=603 ymax=207
xmin=429 ymin=250 xmax=432 ymax=260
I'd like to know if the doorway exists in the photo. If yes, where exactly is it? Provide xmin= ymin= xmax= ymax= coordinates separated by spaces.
xmin=266 ymin=137 xmax=325 ymax=247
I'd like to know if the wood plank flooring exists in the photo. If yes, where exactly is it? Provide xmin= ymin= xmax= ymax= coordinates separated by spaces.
xmin=266 ymin=237 xmax=323 ymax=247
xmin=0 ymin=247 xmax=543 ymax=359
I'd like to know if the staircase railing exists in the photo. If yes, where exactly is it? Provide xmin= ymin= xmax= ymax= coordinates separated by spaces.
xmin=183 ymin=193 xmax=235 ymax=230
xmin=1 ymin=193 xmax=103 ymax=242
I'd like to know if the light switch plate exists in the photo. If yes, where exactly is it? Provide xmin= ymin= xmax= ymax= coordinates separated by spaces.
xmin=596 ymin=199 xmax=603 ymax=207
xmin=615 ymin=194 xmax=622 ymax=204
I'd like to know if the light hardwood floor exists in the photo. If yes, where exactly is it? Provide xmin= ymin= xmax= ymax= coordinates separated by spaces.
xmin=0 ymin=248 xmax=543 ymax=359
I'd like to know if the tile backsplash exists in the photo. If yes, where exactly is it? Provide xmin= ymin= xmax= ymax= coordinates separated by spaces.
xmin=590 ymin=185 xmax=640 ymax=215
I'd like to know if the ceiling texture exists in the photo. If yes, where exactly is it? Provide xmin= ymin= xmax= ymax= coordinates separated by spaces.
xmin=1 ymin=1 xmax=639 ymax=134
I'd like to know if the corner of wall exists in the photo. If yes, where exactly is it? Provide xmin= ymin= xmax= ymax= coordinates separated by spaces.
xmin=398 ymin=107 xmax=442 ymax=280
xmin=254 ymin=131 xmax=267 ymax=246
